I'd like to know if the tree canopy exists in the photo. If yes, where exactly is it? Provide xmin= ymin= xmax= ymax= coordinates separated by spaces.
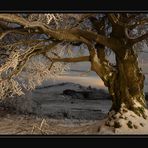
xmin=0 ymin=13 xmax=147 ymax=101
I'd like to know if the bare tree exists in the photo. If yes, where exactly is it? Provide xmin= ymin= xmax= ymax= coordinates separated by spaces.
xmin=0 ymin=13 xmax=148 ymax=132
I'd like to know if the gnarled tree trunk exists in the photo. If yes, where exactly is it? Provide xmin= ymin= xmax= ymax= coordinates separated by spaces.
xmin=89 ymin=40 xmax=148 ymax=133
xmin=109 ymin=52 xmax=146 ymax=116
xmin=97 ymin=48 xmax=148 ymax=133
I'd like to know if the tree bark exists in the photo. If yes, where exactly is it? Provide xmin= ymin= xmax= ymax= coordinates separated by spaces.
xmin=107 ymin=48 xmax=147 ymax=119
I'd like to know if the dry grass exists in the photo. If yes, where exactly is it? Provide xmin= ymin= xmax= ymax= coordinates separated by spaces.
xmin=0 ymin=107 xmax=103 ymax=135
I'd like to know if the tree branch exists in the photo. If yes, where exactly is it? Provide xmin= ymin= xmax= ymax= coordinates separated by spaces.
xmin=128 ymin=18 xmax=148 ymax=30
xmin=0 ymin=29 xmax=28 ymax=40
xmin=51 ymin=56 xmax=90 ymax=63
xmin=131 ymin=33 xmax=148 ymax=44
xmin=0 ymin=14 xmax=122 ymax=50
xmin=107 ymin=14 xmax=127 ymax=27
xmin=89 ymin=16 xmax=105 ymax=34
xmin=3 ymin=42 xmax=59 ymax=80
xmin=70 ymin=14 xmax=96 ymax=29
xmin=108 ymin=14 xmax=119 ymax=24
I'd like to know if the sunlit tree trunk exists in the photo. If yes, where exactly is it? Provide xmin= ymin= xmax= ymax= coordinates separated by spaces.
xmin=108 ymin=50 xmax=146 ymax=118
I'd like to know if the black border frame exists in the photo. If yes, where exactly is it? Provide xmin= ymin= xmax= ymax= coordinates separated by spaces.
xmin=0 ymin=0 xmax=147 ymax=11
xmin=0 ymin=0 xmax=148 ymax=146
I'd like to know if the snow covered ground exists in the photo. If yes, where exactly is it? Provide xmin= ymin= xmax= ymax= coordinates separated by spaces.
xmin=1 ymin=72 xmax=148 ymax=134
xmin=0 ymin=77 xmax=112 ymax=134
xmin=2 ymin=81 xmax=111 ymax=120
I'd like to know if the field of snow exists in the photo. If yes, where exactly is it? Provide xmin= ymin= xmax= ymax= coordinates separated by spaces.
xmin=0 ymin=78 xmax=112 ymax=134
xmin=2 ymin=81 xmax=111 ymax=120
xmin=1 ymin=73 xmax=148 ymax=134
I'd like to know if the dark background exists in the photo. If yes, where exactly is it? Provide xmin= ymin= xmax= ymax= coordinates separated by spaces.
xmin=0 ymin=0 xmax=147 ymax=11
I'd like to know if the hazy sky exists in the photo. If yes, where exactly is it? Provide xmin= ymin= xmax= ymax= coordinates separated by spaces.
xmin=62 ymin=46 xmax=148 ymax=92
